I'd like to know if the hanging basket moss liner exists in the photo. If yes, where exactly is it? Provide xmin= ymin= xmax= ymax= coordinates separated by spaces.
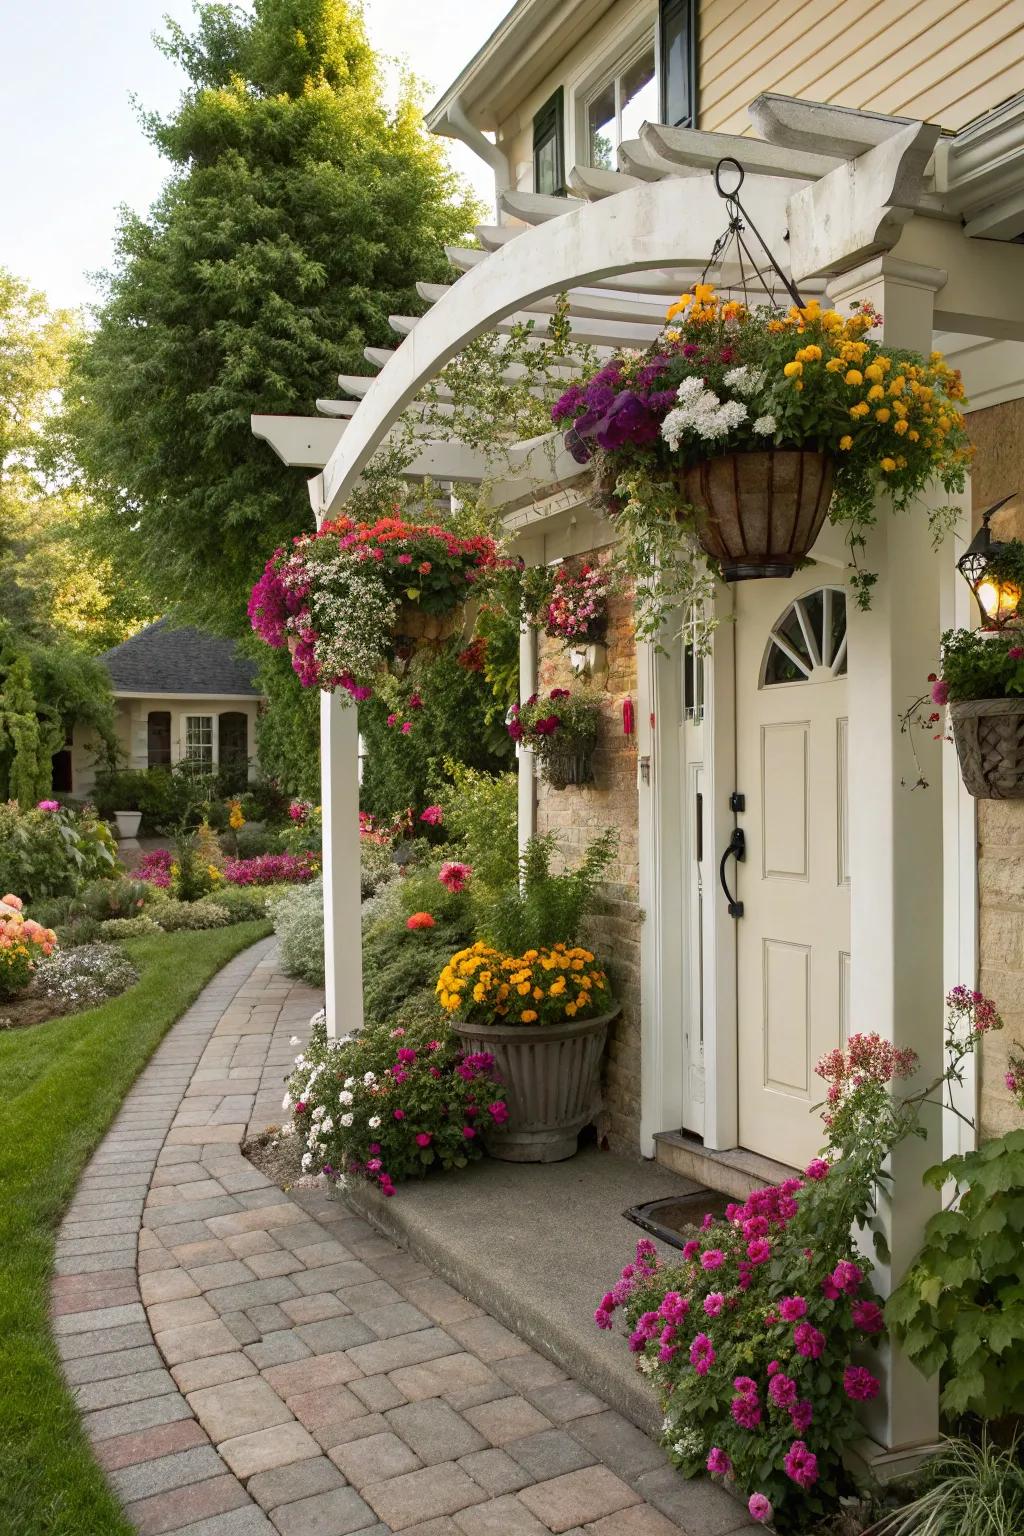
xmin=541 ymin=750 xmax=595 ymax=790
xmin=453 ymin=1007 xmax=619 ymax=1162
xmin=678 ymin=448 xmax=835 ymax=581
xmin=949 ymin=697 xmax=1024 ymax=799
xmin=390 ymin=599 xmax=467 ymax=661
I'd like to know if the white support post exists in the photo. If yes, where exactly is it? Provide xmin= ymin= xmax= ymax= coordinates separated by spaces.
xmin=517 ymin=622 xmax=537 ymax=862
xmin=320 ymin=690 xmax=363 ymax=1040
xmin=830 ymin=256 xmax=947 ymax=1458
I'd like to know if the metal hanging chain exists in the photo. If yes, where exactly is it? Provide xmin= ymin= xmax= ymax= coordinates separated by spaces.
xmin=699 ymin=158 xmax=806 ymax=312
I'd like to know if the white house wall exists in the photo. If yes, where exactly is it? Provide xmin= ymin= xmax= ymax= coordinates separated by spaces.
xmin=70 ymin=696 xmax=261 ymax=797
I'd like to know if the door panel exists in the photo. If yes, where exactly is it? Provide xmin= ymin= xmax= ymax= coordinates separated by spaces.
xmin=735 ymin=575 xmax=850 ymax=1168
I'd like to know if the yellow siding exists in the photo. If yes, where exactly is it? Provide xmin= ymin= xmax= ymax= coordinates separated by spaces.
xmin=698 ymin=0 xmax=1024 ymax=134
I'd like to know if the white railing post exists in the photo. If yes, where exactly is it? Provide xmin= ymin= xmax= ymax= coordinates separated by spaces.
xmin=320 ymin=690 xmax=363 ymax=1039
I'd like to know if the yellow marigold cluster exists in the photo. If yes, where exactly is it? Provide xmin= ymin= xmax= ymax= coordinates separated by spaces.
xmin=228 ymin=798 xmax=246 ymax=831
xmin=436 ymin=941 xmax=611 ymax=1026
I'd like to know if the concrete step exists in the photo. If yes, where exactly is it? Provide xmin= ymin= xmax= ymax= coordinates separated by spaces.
xmin=653 ymin=1130 xmax=798 ymax=1199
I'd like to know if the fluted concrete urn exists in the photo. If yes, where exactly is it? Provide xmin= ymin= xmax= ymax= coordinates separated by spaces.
xmin=454 ymin=1008 xmax=619 ymax=1163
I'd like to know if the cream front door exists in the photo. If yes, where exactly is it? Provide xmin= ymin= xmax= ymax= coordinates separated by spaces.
xmin=733 ymin=577 xmax=851 ymax=1168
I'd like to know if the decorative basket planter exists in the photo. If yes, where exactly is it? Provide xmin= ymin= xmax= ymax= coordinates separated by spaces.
xmin=453 ymin=1008 xmax=619 ymax=1162
xmin=679 ymin=448 xmax=835 ymax=581
xmin=541 ymin=751 xmax=595 ymax=790
xmin=950 ymin=697 xmax=1024 ymax=798
xmin=390 ymin=600 xmax=466 ymax=662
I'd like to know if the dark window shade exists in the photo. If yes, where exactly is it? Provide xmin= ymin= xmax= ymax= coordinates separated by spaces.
xmin=533 ymin=87 xmax=566 ymax=196
xmin=660 ymin=0 xmax=697 ymax=128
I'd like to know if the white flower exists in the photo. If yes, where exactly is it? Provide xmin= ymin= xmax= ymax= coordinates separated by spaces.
xmin=281 ymin=1093 xmax=291 ymax=1111
xmin=311 ymin=1105 xmax=325 ymax=1120
xmin=339 ymin=1090 xmax=354 ymax=1106
xmin=321 ymin=1116 xmax=334 ymax=1133
xmin=363 ymin=1072 xmax=376 ymax=1086
xmin=340 ymin=1113 xmax=354 ymax=1128
xmin=724 ymin=365 xmax=767 ymax=397
xmin=310 ymin=1008 xmax=326 ymax=1026
xmin=753 ymin=413 xmax=777 ymax=435
xmin=301 ymin=1152 xmax=313 ymax=1170
xmin=280 ymin=1122 xmax=294 ymax=1137
xmin=344 ymin=1077 xmax=355 ymax=1089
xmin=367 ymin=1116 xmax=381 ymax=1129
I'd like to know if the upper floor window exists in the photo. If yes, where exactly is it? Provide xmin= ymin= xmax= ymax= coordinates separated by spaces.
xmin=660 ymin=0 xmax=697 ymax=129
xmin=586 ymin=43 xmax=657 ymax=169
xmin=533 ymin=87 xmax=566 ymax=196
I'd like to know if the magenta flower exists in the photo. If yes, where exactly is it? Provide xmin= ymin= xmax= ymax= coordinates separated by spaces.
xmin=748 ymin=1493 xmax=773 ymax=1524
xmin=706 ymin=1447 xmax=732 ymax=1477
xmin=393 ymin=1109 xmax=405 ymax=1121
xmin=700 ymin=1249 xmax=725 ymax=1271
xmin=831 ymin=1260 xmax=862 ymax=1296
xmin=805 ymin=1157 xmax=830 ymax=1180
xmin=415 ymin=1133 xmax=432 ymax=1148
xmin=420 ymin=804 xmax=443 ymax=826
xmin=843 ymin=1365 xmax=880 ymax=1401
xmin=462 ymin=1126 xmax=477 ymax=1139
xmin=401 ymin=722 xmax=412 ymax=735
xmin=396 ymin=1047 xmax=417 ymax=1064
xmin=731 ymin=1393 xmax=762 ymax=1430
xmin=703 ymin=1292 xmax=725 ymax=1318
xmin=851 ymin=1300 xmax=885 ymax=1334
xmin=768 ymin=1373 xmax=798 ymax=1410
xmin=659 ymin=1292 xmax=689 ymax=1325
xmin=783 ymin=1440 xmax=819 ymax=1489
xmin=791 ymin=1398 xmax=814 ymax=1432
xmin=488 ymin=1101 xmax=509 ymax=1124
xmin=794 ymin=1322 xmax=826 ymax=1359
xmin=689 ymin=1333 xmax=715 ymax=1375
xmin=36 ymin=799 xmax=60 ymax=812
xmin=746 ymin=1238 xmax=772 ymax=1265
xmin=778 ymin=1296 xmax=807 ymax=1322
xmin=931 ymin=678 xmax=950 ymax=705
xmin=682 ymin=1240 xmax=700 ymax=1261
xmin=439 ymin=861 xmax=472 ymax=893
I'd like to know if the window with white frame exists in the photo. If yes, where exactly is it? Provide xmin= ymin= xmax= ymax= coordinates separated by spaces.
xmin=585 ymin=40 xmax=657 ymax=170
xmin=184 ymin=715 xmax=214 ymax=771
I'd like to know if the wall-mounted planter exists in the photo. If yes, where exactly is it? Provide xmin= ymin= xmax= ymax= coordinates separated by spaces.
xmin=950 ymin=697 xmax=1024 ymax=798
xmin=453 ymin=1008 xmax=619 ymax=1162
xmin=569 ymin=642 xmax=608 ymax=679
xmin=541 ymin=751 xmax=595 ymax=790
xmin=679 ymin=448 xmax=835 ymax=581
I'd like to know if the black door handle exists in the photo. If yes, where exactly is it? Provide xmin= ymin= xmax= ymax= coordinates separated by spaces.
xmin=719 ymin=828 xmax=745 ymax=918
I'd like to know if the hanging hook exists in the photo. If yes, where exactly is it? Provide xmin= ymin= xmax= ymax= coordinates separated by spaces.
xmin=709 ymin=157 xmax=806 ymax=311
xmin=714 ymin=156 xmax=745 ymax=201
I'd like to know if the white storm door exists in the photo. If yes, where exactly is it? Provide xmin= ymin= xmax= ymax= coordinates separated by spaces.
xmin=734 ymin=579 xmax=851 ymax=1168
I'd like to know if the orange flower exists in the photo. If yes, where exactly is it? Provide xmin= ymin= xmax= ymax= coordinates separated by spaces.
xmin=406 ymin=912 xmax=435 ymax=930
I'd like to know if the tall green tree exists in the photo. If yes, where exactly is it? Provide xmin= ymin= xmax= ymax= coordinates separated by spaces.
xmin=66 ymin=0 xmax=480 ymax=634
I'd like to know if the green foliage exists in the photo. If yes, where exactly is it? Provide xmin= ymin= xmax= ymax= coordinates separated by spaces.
xmin=514 ymin=687 xmax=603 ymax=764
xmin=252 ymin=647 xmax=321 ymax=799
xmin=0 ymin=802 xmax=117 ymax=903
xmin=435 ymin=761 xmax=519 ymax=893
xmin=65 ymin=0 xmax=479 ymax=633
xmin=99 ymin=917 xmax=162 ymax=940
xmin=74 ymin=877 xmax=154 ymax=923
xmin=867 ymin=1433 xmax=1024 ymax=1536
xmin=91 ymin=765 xmax=241 ymax=833
xmin=207 ymin=883 xmax=280 ymax=921
xmin=359 ymin=642 xmax=514 ymax=825
xmin=360 ymin=839 xmax=397 ymax=900
xmin=359 ymin=870 xmax=472 ymax=1030
xmin=477 ymin=831 xmax=618 ymax=953
xmin=938 ymin=626 xmax=1024 ymax=702
xmin=270 ymin=878 xmax=326 ymax=987
xmin=0 ymin=635 xmax=119 ymax=808
xmin=887 ymin=1128 xmax=1024 ymax=1421
xmin=0 ymin=653 xmax=49 ymax=806
xmin=171 ymin=830 xmax=217 ymax=903
xmin=152 ymin=900 xmax=232 ymax=932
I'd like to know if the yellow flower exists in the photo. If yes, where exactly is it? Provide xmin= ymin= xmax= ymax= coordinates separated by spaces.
xmin=889 ymin=376 xmax=905 ymax=395
xmin=473 ymin=983 xmax=486 ymax=1003
xmin=783 ymin=360 xmax=803 ymax=378
xmin=666 ymin=294 xmax=694 ymax=321
xmin=893 ymin=418 xmax=909 ymax=435
xmin=864 ymin=363 xmax=884 ymax=383
xmin=693 ymin=282 xmax=716 ymax=304
xmin=795 ymin=344 xmax=822 ymax=363
xmin=521 ymin=1009 xmax=538 ymax=1023
xmin=825 ymin=357 xmax=844 ymax=373
xmin=880 ymin=457 xmax=897 ymax=472
xmin=849 ymin=401 xmax=870 ymax=418
xmin=844 ymin=369 xmax=863 ymax=387
xmin=565 ymin=1002 xmax=578 ymax=1017
xmin=517 ymin=982 xmax=530 ymax=997
xmin=839 ymin=434 xmax=853 ymax=450
xmin=866 ymin=384 xmax=885 ymax=402
xmin=909 ymin=429 xmax=920 ymax=441
xmin=874 ymin=408 xmax=891 ymax=423
xmin=532 ymin=987 xmax=544 ymax=1001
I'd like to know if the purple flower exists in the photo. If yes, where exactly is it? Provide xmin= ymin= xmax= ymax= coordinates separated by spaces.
xmin=748 ymin=1493 xmax=773 ymax=1524
xmin=707 ymin=1447 xmax=732 ymax=1477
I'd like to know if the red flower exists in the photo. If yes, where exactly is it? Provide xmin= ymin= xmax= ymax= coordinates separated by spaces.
xmin=406 ymin=912 xmax=435 ymax=930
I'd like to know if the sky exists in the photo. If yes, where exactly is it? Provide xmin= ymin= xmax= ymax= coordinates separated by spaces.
xmin=0 ymin=0 xmax=511 ymax=313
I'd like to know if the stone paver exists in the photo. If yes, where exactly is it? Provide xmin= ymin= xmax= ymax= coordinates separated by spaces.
xmin=53 ymin=939 xmax=754 ymax=1536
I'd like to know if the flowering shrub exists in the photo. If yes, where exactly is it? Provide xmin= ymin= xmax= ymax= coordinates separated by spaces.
xmin=542 ymin=563 xmax=611 ymax=644
xmin=249 ymin=516 xmax=500 ymax=699
xmin=508 ymin=690 xmax=602 ymax=779
xmin=76 ymin=876 xmax=154 ymax=922
xmin=597 ymin=990 xmax=997 ymax=1532
xmin=223 ymin=853 xmax=318 ymax=886
xmin=553 ymin=283 xmax=972 ymax=621
xmin=152 ymin=900 xmax=232 ymax=932
xmin=137 ymin=848 xmax=173 ymax=888
xmin=929 ymin=626 xmax=1024 ymax=704
xmin=437 ymin=941 xmax=611 ymax=1026
xmin=99 ymin=916 xmax=162 ymax=939
xmin=283 ymin=1011 xmax=508 ymax=1195
xmin=34 ymin=943 xmax=137 ymax=1012
xmin=0 ymin=896 xmax=58 ymax=1000
xmin=0 ymin=800 xmax=117 ymax=903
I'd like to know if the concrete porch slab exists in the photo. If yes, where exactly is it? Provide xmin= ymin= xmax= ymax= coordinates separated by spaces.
xmin=337 ymin=1148 xmax=708 ymax=1436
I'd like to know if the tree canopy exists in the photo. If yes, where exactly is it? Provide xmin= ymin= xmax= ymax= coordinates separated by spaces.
xmin=66 ymin=0 xmax=480 ymax=634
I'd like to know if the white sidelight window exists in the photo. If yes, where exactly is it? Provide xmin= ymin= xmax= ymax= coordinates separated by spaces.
xmin=586 ymin=42 xmax=657 ymax=170
xmin=184 ymin=714 xmax=214 ymax=771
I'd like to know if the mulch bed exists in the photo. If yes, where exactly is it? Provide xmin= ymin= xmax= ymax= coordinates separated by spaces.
xmin=0 ymin=991 xmax=67 ymax=1031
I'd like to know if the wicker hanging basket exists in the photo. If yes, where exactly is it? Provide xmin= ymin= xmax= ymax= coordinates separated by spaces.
xmin=678 ymin=448 xmax=835 ymax=580
xmin=390 ymin=600 xmax=466 ymax=662
xmin=541 ymin=750 xmax=595 ymax=790
xmin=949 ymin=697 xmax=1024 ymax=799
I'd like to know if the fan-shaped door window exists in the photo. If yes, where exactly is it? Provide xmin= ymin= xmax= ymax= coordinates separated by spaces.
xmin=761 ymin=587 xmax=847 ymax=687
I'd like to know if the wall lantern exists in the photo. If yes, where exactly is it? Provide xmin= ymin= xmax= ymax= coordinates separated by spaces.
xmin=956 ymin=493 xmax=1024 ymax=629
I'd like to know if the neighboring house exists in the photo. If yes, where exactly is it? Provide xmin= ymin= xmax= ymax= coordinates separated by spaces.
xmin=252 ymin=0 xmax=1024 ymax=1457
xmin=67 ymin=621 xmax=264 ymax=796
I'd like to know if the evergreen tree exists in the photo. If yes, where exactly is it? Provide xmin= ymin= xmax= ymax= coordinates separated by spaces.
xmin=66 ymin=0 xmax=479 ymax=634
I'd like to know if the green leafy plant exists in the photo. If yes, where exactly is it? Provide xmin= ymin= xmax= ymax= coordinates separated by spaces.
xmin=74 ymin=877 xmax=153 ymax=923
xmin=152 ymin=900 xmax=231 ymax=932
xmin=932 ymin=627 xmax=1024 ymax=703
xmin=866 ymin=1433 xmax=1024 ymax=1536
xmin=477 ymin=830 xmax=617 ymax=953
xmin=283 ymin=1010 xmax=508 ymax=1196
xmin=435 ymin=761 xmax=519 ymax=894
xmin=99 ymin=916 xmax=162 ymax=940
xmin=270 ymin=879 xmax=326 ymax=989
xmin=0 ymin=802 xmax=117 ymax=903
xmin=509 ymin=688 xmax=603 ymax=787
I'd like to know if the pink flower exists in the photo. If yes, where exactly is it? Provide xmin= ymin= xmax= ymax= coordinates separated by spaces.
xmin=843 ymin=1365 xmax=880 ymax=1401
xmin=387 ymin=713 xmax=398 ymax=727
xmin=415 ymin=1133 xmax=432 ymax=1147
xmin=396 ymin=552 xmax=413 ymax=564
xmin=409 ymin=692 xmax=423 ymax=709
xmin=420 ymin=805 xmax=443 ymax=826
xmin=682 ymin=1240 xmax=700 ymax=1261
xmin=831 ymin=1260 xmax=862 ymax=1296
xmin=731 ymin=1392 xmax=762 ymax=1430
xmin=707 ymin=1447 xmax=732 ymax=1477
xmin=401 ymin=722 xmax=412 ymax=735
xmin=791 ymin=1398 xmax=814 ymax=1432
xmin=748 ymin=1493 xmax=773 ymax=1524
xmin=805 ymin=1157 xmax=830 ymax=1181
xmin=689 ymin=1333 xmax=715 ymax=1375
xmin=366 ymin=1158 xmax=382 ymax=1172
xmin=396 ymin=1047 xmax=417 ymax=1064
xmin=393 ymin=1109 xmax=406 ymax=1120
xmin=768 ymin=1373 xmax=798 ymax=1410
xmin=700 ymin=1249 xmax=725 ymax=1271
xmin=659 ymin=1292 xmax=689 ymax=1325
xmin=439 ymin=861 xmax=472 ymax=893
xmin=488 ymin=1101 xmax=509 ymax=1124
xmin=746 ymin=1238 xmax=771 ymax=1265
xmin=778 ymin=1296 xmax=807 ymax=1322
xmin=794 ymin=1322 xmax=825 ymax=1359
xmin=783 ymin=1440 xmax=819 ymax=1489
xmin=36 ymin=799 xmax=59 ymax=812
xmin=463 ymin=1126 xmax=477 ymax=1139
xmin=851 ymin=1300 xmax=885 ymax=1334
xmin=703 ymin=1292 xmax=725 ymax=1317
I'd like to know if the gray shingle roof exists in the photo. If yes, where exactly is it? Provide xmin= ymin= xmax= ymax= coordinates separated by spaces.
xmin=98 ymin=621 xmax=262 ymax=697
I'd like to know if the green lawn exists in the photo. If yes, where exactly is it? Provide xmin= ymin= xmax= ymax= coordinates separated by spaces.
xmin=0 ymin=922 xmax=272 ymax=1536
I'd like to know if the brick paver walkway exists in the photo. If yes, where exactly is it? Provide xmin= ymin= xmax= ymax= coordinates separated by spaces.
xmin=52 ymin=939 xmax=754 ymax=1536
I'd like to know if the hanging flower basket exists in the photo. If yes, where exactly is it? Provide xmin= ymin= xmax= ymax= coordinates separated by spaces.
xmin=542 ymin=751 xmax=595 ymax=790
xmin=949 ymin=698 xmax=1024 ymax=799
xmin=678 ymin=448 xmax=835 ymax=580
xmin=391 ymin=599 xmax=467 ymax=661
xmin=509 ymin=688 xmax=602 ymax=790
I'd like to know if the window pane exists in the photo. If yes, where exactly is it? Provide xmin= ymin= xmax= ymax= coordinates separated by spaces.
xmin=662 ymin=1 xmax=693 ymax=127
xmin=587 ymin=79 xmax=616 ymax=170
xmin=535 ymin=134 xmax=560 ymax=194
xmin=620 ymin=50 xmax=656 ymax=144
xmin=184 ymin=716 xmax=213 ymax=770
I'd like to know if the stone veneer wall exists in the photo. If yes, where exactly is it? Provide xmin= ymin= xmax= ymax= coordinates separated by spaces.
xmin=967 ymin=398 xmax=1024 ymax=1138
xmin=534 ymin=574 xmax=642 ymax=1154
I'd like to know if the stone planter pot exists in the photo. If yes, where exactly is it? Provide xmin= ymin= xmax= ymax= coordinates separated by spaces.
xmin=540 ymin=750 xmax=595 ymax=790
xmin=113 ymin=811 xmax=143 ymax=840
xmin=454 ymin=1008 xmax=619 ymax=1162
xmin=950 ymin=697 xmax=1024 ymax=798
xmin=678 ymin=449 xmax=835 ymax=581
